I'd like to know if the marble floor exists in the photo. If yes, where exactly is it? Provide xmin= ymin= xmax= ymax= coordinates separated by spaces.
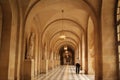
xmin=36 ymin=65 xmax=94 ymax=80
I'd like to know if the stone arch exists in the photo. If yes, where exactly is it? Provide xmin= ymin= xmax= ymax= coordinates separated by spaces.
xmin=58 ymin=44 xmax=75 ymax=65
xmin=56 ymin=41 xmax=76 ymax=54
xmin=8 ymin=0 xmax=21 ymax=80
xmin=0 ymin=0 xmax=20 ymax=80
xmin=41 ymin=18 xmax=85 ymax=46
xmin=28 ymin=1 xmax=101 ymax=78
xmin=49 ymin=30 xmax=80 ymax=49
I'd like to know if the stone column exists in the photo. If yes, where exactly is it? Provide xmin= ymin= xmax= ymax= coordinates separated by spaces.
xmin=41 ymin=60 xmax=48 ymax=73
xmin=82 ymin=36 xmax=85 ymax=73
xmin=88 ymin=46 xmax=95 ymax=74
xmin=82 ymin=34 xmax=88 ymax=74
xmin=48 ymin=60 xmax=53 ymax=70
xmin=51 ymin=60 xmax=54 ymax=70
xmin=75 ymin=47 xmax=79 ymax=63
xmin=79 ymin=42 xmax=82 ymax=65
xmin=24 ymin=59 xmax=34 ymax=80
xmin=50 ymin=51 xmax=54 ymax=70
xmin=0 ymin=2 xmax=12 ymax=80
xmin=101 ymin=0 xmax=119 ymax=80
xmin=37 ymin=49 xmax=40 ymax=74
xmin=87 ymin=17 xmax=95 ymax=75
xmin=48 ymin=60 xmax=50 ymax=70
xmin=55 ymin=59 xmax=58 ymax=67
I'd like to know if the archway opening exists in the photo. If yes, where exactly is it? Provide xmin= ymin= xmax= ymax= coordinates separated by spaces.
xmin=59 ymin=45 xmax=75 ymax=65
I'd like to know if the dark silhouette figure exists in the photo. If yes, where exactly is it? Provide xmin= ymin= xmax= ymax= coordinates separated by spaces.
xmin=76 ymin=63 xmax=80 ymax=74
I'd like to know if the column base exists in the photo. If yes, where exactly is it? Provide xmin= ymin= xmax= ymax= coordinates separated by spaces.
xmin=24 ymin=59 xmax=34 ymax=80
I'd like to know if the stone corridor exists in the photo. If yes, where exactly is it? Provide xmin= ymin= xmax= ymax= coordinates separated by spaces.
xmin=36 ymin=65 xmax=94 ymax=80
xmin=0 ymin=0 xmax=119 ymax=80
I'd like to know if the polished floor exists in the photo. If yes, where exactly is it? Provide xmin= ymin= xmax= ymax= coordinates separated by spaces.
xmin=36 ymin=65 xmax=94 ymax=80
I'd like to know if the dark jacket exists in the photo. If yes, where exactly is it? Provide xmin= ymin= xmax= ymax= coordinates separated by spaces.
xmin=76 ymin=63 xmax=80 ymax=68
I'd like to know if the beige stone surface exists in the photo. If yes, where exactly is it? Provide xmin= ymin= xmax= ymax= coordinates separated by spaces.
xmin=0 ymin=0 xmax=119 ymax=80
xmin=24 ymin=59 xmax=34 ymax=80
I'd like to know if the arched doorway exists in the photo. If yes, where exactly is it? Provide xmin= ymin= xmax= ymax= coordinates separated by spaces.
xmin=59 ymin=45 xmax=74 ymax=65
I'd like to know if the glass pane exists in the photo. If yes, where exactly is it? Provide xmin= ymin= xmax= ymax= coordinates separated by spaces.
xmin=117 ymin=0 xmax=120 ymax=20
xmin=118 ymin=1 xmax=120 ymax=79
xmin=118 ymin=45 xmax=120 ymax=61
xmin=117 ymin=15 xmax=120 ymax=21
xmin=117 ymin=7 xmax=120 ymax=15
xmin=118 ymin=45 xmax=120 ymax=53
xmin=117 ymin=25 xmax=120 ymax=33
xmin=117 ymin=26 xmax=119 ymax=32
xmin=119 ymin=0 xmax=120 ymax=7
xmin=117 ymin=34 xmax=120 ymax=41
xmin=119 ymin=53 xmax=120 ymax=61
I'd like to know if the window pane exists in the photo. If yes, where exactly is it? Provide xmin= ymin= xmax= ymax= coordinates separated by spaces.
xmin=119 ymin=0 xmax=120 ymax=6
xmin=117 ymin=25 xmax=120 ymax=32
xmin=118 ymin=34 xmax=120 ymax=41
xmin=118 ymin=45 xmax=120 ymax=61
xmin=118 ymin=45 xmax=120 ymax=53
xmin=117 ymin=7 xmax=120 ymax=15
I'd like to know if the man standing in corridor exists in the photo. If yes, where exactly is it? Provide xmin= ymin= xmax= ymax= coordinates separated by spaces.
xmin=76 ymin=63 xmax=80 ymax=74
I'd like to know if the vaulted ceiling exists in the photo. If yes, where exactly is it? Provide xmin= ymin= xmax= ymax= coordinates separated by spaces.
xmin=25 ymin=0 xmax=96 ymax=51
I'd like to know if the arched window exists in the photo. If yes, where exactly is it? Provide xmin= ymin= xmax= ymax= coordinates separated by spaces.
xmin=117 ymin=0 xmax=120 ymax=77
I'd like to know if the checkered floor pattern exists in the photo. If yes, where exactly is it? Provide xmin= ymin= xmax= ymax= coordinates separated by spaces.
xmin=36 ymin=65 xmax=94 ymax=80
